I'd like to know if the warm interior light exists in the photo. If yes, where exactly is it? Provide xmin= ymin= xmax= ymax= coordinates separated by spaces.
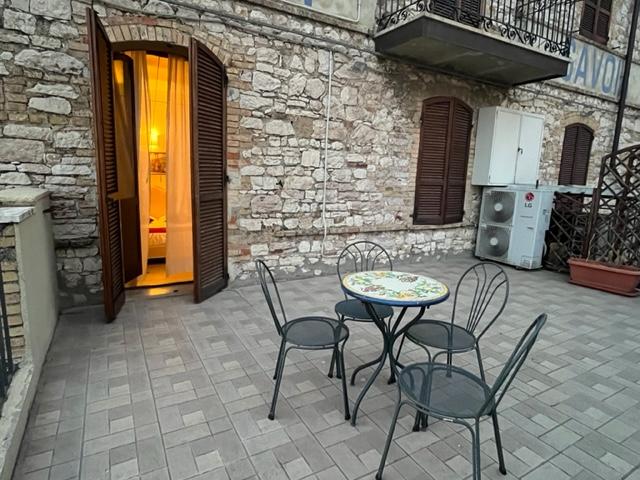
xmin=113 ymin=60 xmax=124 ymax=87
xmin=149 ymin=127 xmax=160 ymax=152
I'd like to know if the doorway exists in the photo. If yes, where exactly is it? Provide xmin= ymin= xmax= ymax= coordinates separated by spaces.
xmin=87 ymin=9 xmax=229 ymax=321
xmin=113 ymin=51 xmax=194 ymax=288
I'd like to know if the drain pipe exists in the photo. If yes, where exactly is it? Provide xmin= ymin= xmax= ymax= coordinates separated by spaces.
xmin=612 ymin=0 xmax=640 ymax=153
xmin=320 ymin=50 xmax=334 ymax=257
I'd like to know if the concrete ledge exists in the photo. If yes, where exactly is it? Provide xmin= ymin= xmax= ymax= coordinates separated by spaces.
xmin=0 ymin=187 xmax=50 ymax=207
xmin=0 ymin=361 xmax=35 ymax=480
xmin=0 ymin=207 xmax=34 ymax=224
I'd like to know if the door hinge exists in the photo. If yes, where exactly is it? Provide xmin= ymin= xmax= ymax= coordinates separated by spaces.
xmin=224 ymin=73 xmax=229 ymax=86
xmin=225 ymin=174 xmax=231 ymax=184
xmin=225 ymin=273 xmax=230 ymax=280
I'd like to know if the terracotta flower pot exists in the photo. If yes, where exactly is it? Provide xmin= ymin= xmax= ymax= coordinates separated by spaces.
xmin=568 ymin=258 xmax=640 ymax=297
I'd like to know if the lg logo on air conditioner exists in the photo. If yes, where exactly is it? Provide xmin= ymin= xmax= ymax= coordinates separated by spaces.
xmin=524 ymin=192 xmax=535 ymax=208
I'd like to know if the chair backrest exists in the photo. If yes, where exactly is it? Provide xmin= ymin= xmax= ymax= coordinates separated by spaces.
xmin=255 ymin=260 xmax=286 ymax=336
xmin=452 ymin=262 xmax=509 ymax=338
xmin=479 ymin=313 xmax=547 ymax=415
xmin=337 ymin=241 xmax=393 ymax=281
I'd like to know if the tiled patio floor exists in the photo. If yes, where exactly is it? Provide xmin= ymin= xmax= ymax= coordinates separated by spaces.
xmin=12 ymin=255 xmax=640 ymax=480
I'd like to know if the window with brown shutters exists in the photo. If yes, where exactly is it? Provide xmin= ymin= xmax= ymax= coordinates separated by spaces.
xmin=413 ymin=97 xmax=473 ymax=225
xmin=558 ymin=123 xmax=594 ymax=186
xmin=580 ymin=0 xmax=611 ymax=44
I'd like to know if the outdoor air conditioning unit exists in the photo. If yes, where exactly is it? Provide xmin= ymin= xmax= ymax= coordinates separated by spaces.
xmin=476 ymin=186 xmax=555 ymax=269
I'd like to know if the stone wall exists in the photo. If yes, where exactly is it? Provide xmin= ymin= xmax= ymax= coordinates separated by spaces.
xmin=0 ymin=224 xmax=24 ymax=361
xmin=1 ymin=0 xmax=639 ymax=307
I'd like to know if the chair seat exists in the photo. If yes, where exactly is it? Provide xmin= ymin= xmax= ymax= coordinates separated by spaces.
xmin=399 ymin=362 xmax=491 ymax=419
xmin=335 ymin=299 xmax=393 ymax=322
xmin=283 ymin=316 xmax=349 ymax=347
xmin=406 ymin=320 xmax=476 ymax=352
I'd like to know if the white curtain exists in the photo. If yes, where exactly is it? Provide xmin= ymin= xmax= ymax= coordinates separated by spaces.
xmin=165 ymin=55 xmax=193 ymax=276
xmin=130 ymin=51 xmax=152 ymax=275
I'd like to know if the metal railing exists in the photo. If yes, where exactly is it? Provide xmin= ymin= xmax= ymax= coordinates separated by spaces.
xmin=0 ymin=250 xmax=16 ymax=412
xmin=376 ymin=0 xmax=576 ymax=56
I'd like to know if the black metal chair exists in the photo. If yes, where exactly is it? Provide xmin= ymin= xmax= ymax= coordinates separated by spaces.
xmin=399 ymin=262 xmax=509 ymax=430
xmin=377 ymin=313 xmax=548 ymax=480
xmin=328 ymin=241 xmax=394 ymax=384
xmin=255 ymin=260 xmax=350 ymax=421
xmin=400 ymin=262 xmax=508 ymax=372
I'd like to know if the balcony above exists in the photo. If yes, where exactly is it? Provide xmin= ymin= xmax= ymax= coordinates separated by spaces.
xmin=375 ymin=0 xmax=576 ymax=87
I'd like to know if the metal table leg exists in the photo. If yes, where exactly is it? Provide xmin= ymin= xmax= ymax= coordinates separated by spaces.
xmin=350 ymin=328 xmax=389 ymax=426
xmin=350 ymin=307 xmax=411 ymax=426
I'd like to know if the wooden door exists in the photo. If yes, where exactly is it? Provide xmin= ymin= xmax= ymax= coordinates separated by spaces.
xmin=88 ymin=8 xmax=125 ymax=321
xmin=113 ymin=53 xmax=142 ymax=283
xmin=189 ymin=39 xmax=228 ymax=303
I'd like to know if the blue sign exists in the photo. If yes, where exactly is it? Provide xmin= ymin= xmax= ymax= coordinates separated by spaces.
xmin=557 ymin=38 xmax=623 ymax=99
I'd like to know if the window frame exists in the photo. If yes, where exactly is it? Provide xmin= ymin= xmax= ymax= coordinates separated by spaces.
xmin=558 ymin=122 xmax=594 ymax=186
xmin=579 ymin=0 xmax=612 ymax=44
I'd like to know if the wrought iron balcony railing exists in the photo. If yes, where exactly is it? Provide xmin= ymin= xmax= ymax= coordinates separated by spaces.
xmin=376 ymin=0 xmax=576 ymax=57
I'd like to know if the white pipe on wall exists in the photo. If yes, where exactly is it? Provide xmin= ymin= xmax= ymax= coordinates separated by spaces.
xmin=320 ymin=49 xmax=334 ymax=257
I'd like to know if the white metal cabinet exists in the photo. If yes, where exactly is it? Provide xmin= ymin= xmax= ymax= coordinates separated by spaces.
xmin=472 ymin=107 xmax=545 ymax=186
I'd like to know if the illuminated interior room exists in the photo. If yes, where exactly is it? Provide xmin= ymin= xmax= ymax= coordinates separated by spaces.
xmin=113 ymin=51 xmax=194 ymax=288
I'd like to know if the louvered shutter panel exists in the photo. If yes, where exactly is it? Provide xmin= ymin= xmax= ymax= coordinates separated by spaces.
xmin=414 ymin=99 xmax=450 ymax=225
xmin=559 ymin=124 xmax=592 ymax=186
xmin=190 ymin=39 xmax=228 ymax=303
xmin=444 ymin=100 xmax=472 ymax=224
xmin=558 ymin=125 xmax=578 ymax=185
xmin=595 ymin=10 xmax=610 ymax=39
xmin=433 ymin=0 xmax=457 ymax=20
xmin=572 ymin=125 xmax=593 ymax=185
xmin=580 ymin=0 xmax=597 ymax=34
xmin=459 ymin=0 xmax=482 ymax=26
xmin=87 ymin=8 xmax=125 ymax=321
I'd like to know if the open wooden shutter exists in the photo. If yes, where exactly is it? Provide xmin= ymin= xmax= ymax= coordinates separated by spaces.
xmin=580 ymin=0 xmax=610 ymax=43
xmin=189 ymin=39 xmax=228 ymax=303
xmin=414 ymin=97 xmax=472 ymax=225
xmin=113 ymin=54 xmax=142 ymax=283
xmin=559 ymin=123 xmax=593 ymax=186
xmin=87 ymin=8 xmax=124 ymax=321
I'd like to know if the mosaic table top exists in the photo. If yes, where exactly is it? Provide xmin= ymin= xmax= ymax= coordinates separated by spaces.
xmin=342 ymin=270 xmax=449 ymax=307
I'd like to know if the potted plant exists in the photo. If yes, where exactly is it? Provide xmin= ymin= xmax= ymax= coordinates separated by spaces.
xmin=567 ymin=145 xmax=640 ymax=296
xmin=568 ymin=258 xmax=640 ymax=297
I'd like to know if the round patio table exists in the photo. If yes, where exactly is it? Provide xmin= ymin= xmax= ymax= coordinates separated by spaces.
xmin=342 ymin=270 xmax=449 ymax=426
